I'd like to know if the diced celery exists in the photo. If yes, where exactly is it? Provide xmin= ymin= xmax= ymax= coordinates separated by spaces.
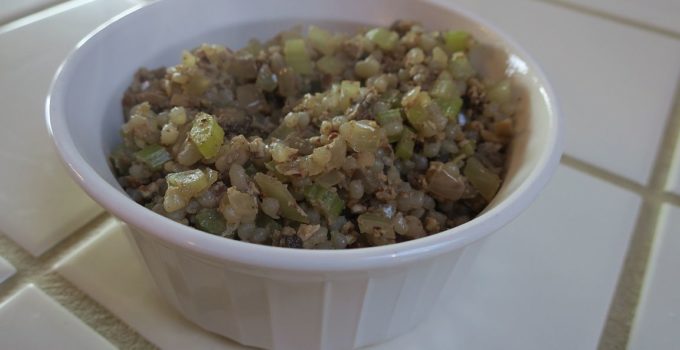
xmin=376 ymin=109 xmax=404 ymax=143
xmin=308 ymin=25 xmax=337 ymax=55
xmin=449 ymin=52 xmax=476 ymax=80
xmin=404 ymin=103 xmax=428 ymax=131
xmin=189 ymin=113 xmax=224 ymax=159
xmin=317 ymin=55 xmax=345 ymax=75
xmin=134 ymin=144 xmax=170 ymax=170
xmin=487 ymin=79 xmax=512 ymax=104
xmin=395 ymin=128 xmax=416 ymax=160
xmin=268 ymin=123 xmax=294 ymax=141
xmin=284 ymin=39 xmax=314 ymax=75
xmin=254 ymin=173 xmax=309 ymax=223
xmin=430 ymin=74 xmax=457 ymax=99
xmin=304 ymin=184 xmax=345 ymax=219
xmin=194 ymin=208 xmax=226 ymax=234
xmin=184 ymin=74 xmax=211 ymax=97
xmin=355 ymin=56 xmax=380 ymax=78
xmin=464 ymin=157 xmax=501 ymax=201
xmin=357 ymin=212 xmax=395 ymax=245
xmin=443 ymin=30 xmax=470 ymax=53
xmin=338 ymin=120 xmax=381 ymax=152
xmin=460 ymin=139 xmax=476 ymax=156
xmin=436 ymin=96 xmax=463 ymax=122
xmin=167 ymin=168 xmax=209 ymax=192
xmin=365 ymin=27 xmax=399 ymax=51
xmin=181 ymin=50 xmax=197 ymax=67
xmin=431 ymin=46 xmax=448 ymax=69
xmin=340 ymin=80 xmax=360 ymax=100
xmin=375 ymin=108 xmax=403 ymax=126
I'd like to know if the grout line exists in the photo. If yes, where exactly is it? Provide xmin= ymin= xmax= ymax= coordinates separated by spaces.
xmin=540 ymin=0 xmax=680 ymax=41
xmin=597 ymin=76 xmax=680 ymax=350
xmin=0 ymin=0 xmax=72 ymax=28
xmin=662 ymin=193 xmax=680 ymax=207
xmin=560 ymin=155 xmax=646 ymax=195
xmin=0 ymin=226 xmax=156 ymax=349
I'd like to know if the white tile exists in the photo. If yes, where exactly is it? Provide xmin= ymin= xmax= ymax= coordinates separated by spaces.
xmin=0 ymin=256 xmax=16 ymax=285
xmin=629 ymin=204 xmax=680 ymax=350
xmin=439 ymin=0 xmax=680 ymax=184
xmin=54 ymin=218 xmax=238 ymax=349
xmin=0 ymin=0 xmax=144 ymax=255
xmin=55 ymin=165 xmax=641 ymax=350
xmin=0 ymin=0 xmax=60 ymax=25
xmin=550 ymin=0 xmax=680 ymax=36
xmin=0 ymin=284 xmax=115 ymax=350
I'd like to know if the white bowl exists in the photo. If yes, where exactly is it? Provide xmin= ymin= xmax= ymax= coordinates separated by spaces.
xmin=46 ymin=0 xmax=562 ymax=349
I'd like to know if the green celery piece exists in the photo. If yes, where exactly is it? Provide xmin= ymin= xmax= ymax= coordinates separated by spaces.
xmin=375 ymin=108 xmax=403 ymax=126
xmin=134 ymin=144 xmax=171 ymax=170
xmin=436 ymin=96 xmax=463 ymax=122
xmin=304 ymin=184 xmax=345 ymax=219
xmin=194 ymin=209 xmax=226 ymax=234
xmin=340 ymin=80 xmax=360 ymax=100
xmin=365 ymin=28 xmax=399 ymax=51
xmin=189 ymin=113 xmax=224 ymax=159
xmin=254 ymin=173 xmax=309 ymax=223
xmin=404 ymin=104 xmax=428 ymax=131
xmin=284 ymin=38 xmax=314 ymax=75
xmin=461 ymin=140 xmax=476 ymax=156
xmin=357 ymin=212 xmax=393 ymax=235
xmin=443 ymin=30 xmax=470 ymax=53
xmin=338 ymin=120 xmax=381 ymax=153
xmin=430 ymin=76 xmax=457 ymax=99
xmin=166 ymin=169 xmax=210 ymax=195
xmin=464 ymin=157 xmax=501 ymax=201
xmin=308 ymin=25 xmax=337 ymax=55
xmin=395 ymin=128 xmax=416 ymax=160
xmin=317 ymin=55 xmax=345 ymax=75
xmin=449 ymin=52 xmax=476 ymax=80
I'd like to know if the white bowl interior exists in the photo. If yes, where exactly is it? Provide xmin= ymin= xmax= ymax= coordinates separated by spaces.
xmin=48 ymin=0 xmax=561 ymax=270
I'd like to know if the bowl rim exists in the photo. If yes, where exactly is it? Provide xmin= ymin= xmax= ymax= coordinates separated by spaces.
xmin=46 ymin=0 xmax=563 ymax=272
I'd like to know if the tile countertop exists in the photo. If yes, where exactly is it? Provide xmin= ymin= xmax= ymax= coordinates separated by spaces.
xmin=0 ymin=0 xmax=679 ymax=349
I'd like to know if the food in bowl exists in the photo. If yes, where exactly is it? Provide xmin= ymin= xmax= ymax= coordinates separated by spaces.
xmin=110 ymin=20 xmax=517 ymax=249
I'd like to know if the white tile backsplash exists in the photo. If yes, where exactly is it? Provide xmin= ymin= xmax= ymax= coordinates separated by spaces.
xmin=628 ymin=204 xmax=680 ymax=350
xmin=0 ymin=284 xmax=115 ymax=350
xmin=445 ymin=0 xmax=680 ymax=184
xmin=0 ymin=0 xmax=143 ymax=255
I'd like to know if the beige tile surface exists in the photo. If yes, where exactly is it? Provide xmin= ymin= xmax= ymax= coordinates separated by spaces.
xmin=54 ymin=219 xmax=239 ymax=349
xmin=0 ymin=284 xmax=116 ymax=350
